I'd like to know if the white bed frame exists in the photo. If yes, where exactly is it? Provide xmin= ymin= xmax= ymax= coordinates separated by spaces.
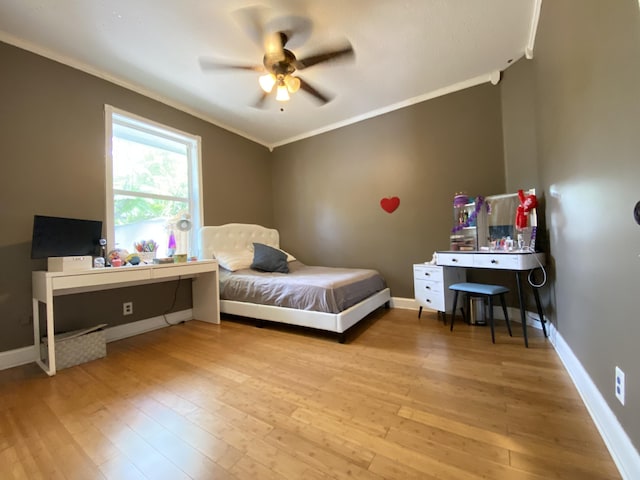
xmin=199 ymin=223 xmax=391 ymax=341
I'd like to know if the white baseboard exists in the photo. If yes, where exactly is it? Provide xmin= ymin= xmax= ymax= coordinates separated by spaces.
xmin=392 ymin=298 xmax=544 ymax=330
xmin=548 ymin=322 xmax=640 ymax=480
xmin=390 ymin=297 xmax=417 ymax=310
xmin=105 ymin=309 xmax=193 ymax=342
xmin=0 ymin=345 xmax=37 ymax=370
xmin=0 ymin=309 xmax=193 ymax=371
xmin=494 ymin=306 xmax=544 ymax=330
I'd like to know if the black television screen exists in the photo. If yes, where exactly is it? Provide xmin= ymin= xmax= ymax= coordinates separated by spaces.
xmin=31 ymin=215 xmax=103 ymax=259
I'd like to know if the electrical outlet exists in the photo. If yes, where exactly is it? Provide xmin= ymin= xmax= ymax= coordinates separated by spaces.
xmin=123 ymin=302 xmax=133 ymax=316
xmin=615 ymin=366 xmax=625 ymax=405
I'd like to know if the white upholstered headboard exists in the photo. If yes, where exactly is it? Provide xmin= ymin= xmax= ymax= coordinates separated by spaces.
xmin=199 ymin=223 xmax=280 ymax=259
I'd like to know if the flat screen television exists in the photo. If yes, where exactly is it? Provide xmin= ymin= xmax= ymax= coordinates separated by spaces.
xmin=31 ymin=215 xmax=103 ymax=259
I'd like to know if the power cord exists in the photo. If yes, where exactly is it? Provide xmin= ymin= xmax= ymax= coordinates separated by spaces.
xmin=162 ymin=276 xmax=184 ymax=326
xmin=523 ymin=246 xmax=547 ymax=288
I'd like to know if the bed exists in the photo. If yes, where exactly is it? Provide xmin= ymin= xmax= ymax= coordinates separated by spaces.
xmin=199 ymin=223 xmax=391 ymax=341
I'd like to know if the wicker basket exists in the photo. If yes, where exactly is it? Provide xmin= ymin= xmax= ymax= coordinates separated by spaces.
xmin=139 ymin=251 xmax=157 ymax=264
xmin=41 ymin=324 xmax=107 ymax=370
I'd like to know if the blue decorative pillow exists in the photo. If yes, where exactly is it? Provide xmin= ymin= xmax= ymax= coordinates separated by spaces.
xmin=251 ymin=243 xmax=289 ymax=273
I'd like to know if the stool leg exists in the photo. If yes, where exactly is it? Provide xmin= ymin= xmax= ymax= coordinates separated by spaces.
xmin=461 ymin=294 xmax=469 ymax=323
xmin=500 ymin=293 xmax=512 ymax=337
xmin=418 ymin=306 xmax=423 ymax=319
xmin=450 ymin=291 xmax=459 ymax=332
xmin=488 ymin=296 xmax=495 ymax=343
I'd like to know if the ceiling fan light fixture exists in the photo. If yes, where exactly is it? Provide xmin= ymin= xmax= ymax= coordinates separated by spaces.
xmin=258 ymin=73 xmax=276 ymax=93
xmin=284 ymin=75 xmax=300 ymax=93
xmin=276 ymin=84 xmax=290 ymax=101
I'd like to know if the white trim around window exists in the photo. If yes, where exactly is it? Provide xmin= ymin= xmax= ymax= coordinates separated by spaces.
xmin=104 ymin=105 xmax=203 ymax=257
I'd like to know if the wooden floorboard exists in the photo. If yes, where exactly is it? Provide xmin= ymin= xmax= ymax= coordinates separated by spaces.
xmin=0 ymin=308 xmax=621 ymax=479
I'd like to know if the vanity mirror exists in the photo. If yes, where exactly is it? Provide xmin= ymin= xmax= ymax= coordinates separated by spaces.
xmin=485 ymin=188 xmax=538 ymax=251
xmin=449 ymin=189 xmax=538 ymax=252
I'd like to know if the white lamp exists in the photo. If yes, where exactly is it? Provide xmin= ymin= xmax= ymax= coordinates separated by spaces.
xmin=276 ymin=83 xmax=290 ymax=101
xmin=258 ymin=74 xmax=276 ymax=93
xmin=284 ymin=75 xmax=300 ymax=93
xmin=261 ymin=73 xmax=300 ymax=102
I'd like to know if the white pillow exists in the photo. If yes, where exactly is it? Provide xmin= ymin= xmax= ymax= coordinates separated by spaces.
xmin=215 ymin=249 xmax=254 ymax=271
xmin=281 ymin=249 xmax=296 ymax=262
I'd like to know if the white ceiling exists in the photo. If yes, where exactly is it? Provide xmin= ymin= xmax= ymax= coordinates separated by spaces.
xmin=0 ymin=0 xmax=540 ymax=150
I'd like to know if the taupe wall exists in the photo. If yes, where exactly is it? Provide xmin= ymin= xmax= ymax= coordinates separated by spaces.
xmin=4 ymin=4 xmax=636 ymax=455
xmin=271 ymin=84 xmax=506 ymax=297
xmin=0 ymin=42 xmax=273 ymax=351
xmin=500 ymin=55 xmax=540 ymax=193
xmin=502 ymin=1 xmax=640 ymax=450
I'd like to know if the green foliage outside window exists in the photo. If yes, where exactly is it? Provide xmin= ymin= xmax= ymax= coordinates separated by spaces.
xmin=112 ymin=137 xmax=189 ymax=226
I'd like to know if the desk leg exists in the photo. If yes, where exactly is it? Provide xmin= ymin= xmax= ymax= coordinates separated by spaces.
xmin=32 ymin=297 xmax=40 ymax=361
xmin=192 ymin=270 xmax=220 ymax=324
xmin=515 ymin=272 xmax=529 ymax=348
xmin=44 ymin=287 xmax=56 ymax=375
xmin=33 ymin=287 xmax=56 ymax=376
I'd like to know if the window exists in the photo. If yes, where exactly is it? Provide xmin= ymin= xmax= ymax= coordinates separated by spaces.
xmin=105 ymin=106 xmax=203 ymax=259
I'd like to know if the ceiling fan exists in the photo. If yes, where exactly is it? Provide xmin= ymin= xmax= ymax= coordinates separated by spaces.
xmin=199 ymin=13 xmax=355 ymax=108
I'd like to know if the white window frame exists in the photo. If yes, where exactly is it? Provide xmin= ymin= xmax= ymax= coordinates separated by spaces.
xmin=104 ymin=105 xmax=203 ymax=256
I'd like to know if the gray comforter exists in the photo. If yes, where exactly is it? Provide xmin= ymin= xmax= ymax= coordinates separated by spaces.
xmin=219 ymin=261 xmax=387 ymax=313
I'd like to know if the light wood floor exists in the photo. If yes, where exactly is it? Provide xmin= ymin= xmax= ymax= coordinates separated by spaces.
xmin=0 ymin=308 xmax=620 ymax=479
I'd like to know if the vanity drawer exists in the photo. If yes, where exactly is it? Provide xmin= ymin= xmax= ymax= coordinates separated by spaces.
xmin=414 ymin=283 xmax=444 ymax=311
xmin=436 ymin=252 xmax=474 ymax=267
xmin=473 ymin=254 xmax=525 ymax=270
xmin=413 ymin=264 xmax=444 ymax=283
xmin=413 ymin=263 xmax=465 ymax=313
xmin=414 ymin=278 xmax=443 ymax=295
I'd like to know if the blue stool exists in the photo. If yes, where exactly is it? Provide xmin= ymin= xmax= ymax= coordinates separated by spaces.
xmin=449 ymin=282 xmax=512 ymax=343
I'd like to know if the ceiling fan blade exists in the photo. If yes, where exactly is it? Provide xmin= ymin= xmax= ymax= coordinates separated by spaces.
xmin=264 ymin=15 xmax=312 ymax=50
xmin=233 ymin=7 xmax=304 ymax=58
xmin=294 ymin=43 xmax=354 ymax=70
xmin=252 ymin=91 xmax=270 ymax=109
xmin=298 ymin=77 xmax=333 ymax=105
xmin=199 ymin=57 xmax=263 ymax=72
xmin=264 ymin=31 xmax=286 ymax=64
xmin=231 ymin=6 xmax=268 ymax=50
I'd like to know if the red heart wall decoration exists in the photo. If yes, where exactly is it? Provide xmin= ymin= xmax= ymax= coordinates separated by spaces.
xmin=380 ymin=196 xmax=400 ymax=213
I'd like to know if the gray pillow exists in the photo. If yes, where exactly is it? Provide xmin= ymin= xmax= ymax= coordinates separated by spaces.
xmin=251 ymin=243 xmax=289 ymax=273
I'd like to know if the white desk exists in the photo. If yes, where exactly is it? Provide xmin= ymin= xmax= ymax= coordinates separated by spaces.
xmin=436 ymin=251 xmax=546 ymax=347
xmin=32 ymin=260 xmax=219 ymax=375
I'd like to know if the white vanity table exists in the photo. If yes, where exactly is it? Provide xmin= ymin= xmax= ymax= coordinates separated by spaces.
xmin=32 ymin=259 xmax=219 ymax=376
xmin=436 ymin=250 xmax=547 ymax=347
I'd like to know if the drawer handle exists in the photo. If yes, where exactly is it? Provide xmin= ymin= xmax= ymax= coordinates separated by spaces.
xmin=452 ymin=258 xmax=458 ymax=263
xmin=424 ymin=272 xmax=430 ymax=277
xmin=491 ymin=259 xmax=498 ymax=264
xmin=426 ymin=299 xmax=431 ymax=303
xmin=425 ymin=285 xmax=431 ymax=290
